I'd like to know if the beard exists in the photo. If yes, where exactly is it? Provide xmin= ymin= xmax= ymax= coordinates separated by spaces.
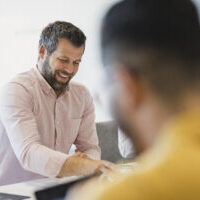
xmin=41 ymin=56 xmax=73 ymax=92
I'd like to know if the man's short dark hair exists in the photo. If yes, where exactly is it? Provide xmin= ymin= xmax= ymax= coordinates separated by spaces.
xmin=101 ymin=0 xmax=200 ymax=103
xmin=39 ymin=21 xmax=86 ymax=54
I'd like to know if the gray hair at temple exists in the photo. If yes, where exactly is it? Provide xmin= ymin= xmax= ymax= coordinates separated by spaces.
xmin=39 ymin=21 xmax=86 ymax=55
xmin=101 ymin=0 xmax=200 ymax=105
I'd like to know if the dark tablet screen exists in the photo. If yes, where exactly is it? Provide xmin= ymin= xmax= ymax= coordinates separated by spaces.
xmin=34 ymin=174 xmax=97 ymax=200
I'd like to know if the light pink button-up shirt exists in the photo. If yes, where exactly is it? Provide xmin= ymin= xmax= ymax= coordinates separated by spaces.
xmin=0 ymin=68 xmax=100 ymax=186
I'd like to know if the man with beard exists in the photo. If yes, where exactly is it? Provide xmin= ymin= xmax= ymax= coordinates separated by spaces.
xmin=70 ymin=0 xmax=200 ymax=199
xmin=0 ymin=21 xmax=114 ymax=186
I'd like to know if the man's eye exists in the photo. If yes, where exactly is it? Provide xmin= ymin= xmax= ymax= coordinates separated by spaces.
xmin=74 ymin=62 xmax=80 ymax=66
xmin=59 ymin=58 xmax=68 ymax=63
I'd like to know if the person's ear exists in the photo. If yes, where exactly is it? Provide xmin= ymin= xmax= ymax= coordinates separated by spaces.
xmin=39 ymin=45 xmax=47 ymax=60
xmin=115 ymin=65 xmax=144 ymax=108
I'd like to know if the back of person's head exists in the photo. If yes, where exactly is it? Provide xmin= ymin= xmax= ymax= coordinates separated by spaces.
xmin=39 ymin=21 xmax=86 ymax=55
xmin=101 ymin=0 xmax=200 ymax=106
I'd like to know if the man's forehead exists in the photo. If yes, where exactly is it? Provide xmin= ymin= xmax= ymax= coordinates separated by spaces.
xmin=57 ymin=38 xmax=84 ymax=49
xmin=53 ymin=38 xmax=84 ymax=58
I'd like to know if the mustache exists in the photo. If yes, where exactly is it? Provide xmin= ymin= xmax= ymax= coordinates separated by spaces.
xmin=56 ymin=70 xmax=73 ymax=77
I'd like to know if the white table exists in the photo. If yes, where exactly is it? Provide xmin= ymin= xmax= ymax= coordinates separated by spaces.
xmin=0 ymin=162 xmax=137 ymax=199
xmin=0 ymin=177 xmax=78 ymax=200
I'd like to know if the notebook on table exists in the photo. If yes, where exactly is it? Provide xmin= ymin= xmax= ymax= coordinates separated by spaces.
xmin=0 ymin=193 xmax=30 ymax=200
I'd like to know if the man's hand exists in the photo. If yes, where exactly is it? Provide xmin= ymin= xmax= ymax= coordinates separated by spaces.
xmin=58 ymin=152 xmax=117 ymax=177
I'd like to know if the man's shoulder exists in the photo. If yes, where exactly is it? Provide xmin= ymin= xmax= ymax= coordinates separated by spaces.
xmin=0 ymin=69 xmax=36 ymax=98
xmin=0 ymin=69 xmax=36 ymax=103
xmin=6 ymin=69 xmax=35 ymax=88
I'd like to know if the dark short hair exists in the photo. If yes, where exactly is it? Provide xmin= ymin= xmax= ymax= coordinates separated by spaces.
xmin=101 ymin=0 xmax=200 ymax=103
xmin=39 ymin=21 xmax=86 ymax=54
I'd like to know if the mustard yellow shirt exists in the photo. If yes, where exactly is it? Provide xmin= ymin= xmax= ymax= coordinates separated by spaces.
xmin=80 ymin=112 xmax=200 ymax=200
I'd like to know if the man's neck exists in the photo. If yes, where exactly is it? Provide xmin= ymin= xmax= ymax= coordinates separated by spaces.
xmin=129 ymin=95 xmax=171 ymax=153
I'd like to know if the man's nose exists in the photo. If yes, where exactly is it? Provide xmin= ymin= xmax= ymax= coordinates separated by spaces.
xmin=64 ymin=63 xmax=74 ymax=74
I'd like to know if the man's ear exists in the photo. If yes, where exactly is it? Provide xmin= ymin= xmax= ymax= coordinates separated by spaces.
xmin=39 ymin=45 xmax=47 ymax=60
xmin=115 ymin=66 xmax=144 ymax=108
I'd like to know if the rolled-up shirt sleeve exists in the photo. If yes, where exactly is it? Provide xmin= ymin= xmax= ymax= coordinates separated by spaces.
xmin=0 ymin=83 xmax=68 ymax=177
xmin=74 ymin=88 xmax=101 ymax=160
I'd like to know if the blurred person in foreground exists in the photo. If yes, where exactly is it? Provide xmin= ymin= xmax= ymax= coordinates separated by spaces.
xmin=69 ymin=0 xmax=200 ymax=199
xmin=0 ymin=21 xmax=115 ymax=186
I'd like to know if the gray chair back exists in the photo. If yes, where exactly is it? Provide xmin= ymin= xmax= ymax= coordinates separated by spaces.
xmin=96 ymin=121 xmax=123 ymax=163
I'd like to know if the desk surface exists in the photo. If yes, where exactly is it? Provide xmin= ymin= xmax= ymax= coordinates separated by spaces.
xmin=0 ymin=177 xmax=78 ymax=200
xmin=0 ymin=162 xmax=137 ymax=200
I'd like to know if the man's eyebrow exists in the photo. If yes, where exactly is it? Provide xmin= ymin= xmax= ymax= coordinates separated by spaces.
xmin=59 ymin=56 xmax=69 ymax=59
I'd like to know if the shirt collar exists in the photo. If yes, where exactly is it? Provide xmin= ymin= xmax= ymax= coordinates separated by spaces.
xmin=33 ymin=66 xmax=52 ymax=95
